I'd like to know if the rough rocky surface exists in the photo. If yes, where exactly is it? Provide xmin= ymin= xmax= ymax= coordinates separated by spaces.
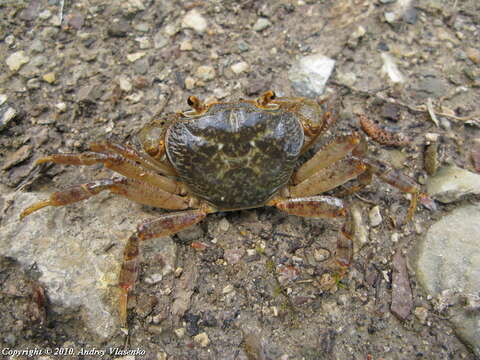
xmin=1 ymin=0 xmax=479 ymax=359
xmin=415 ymin=204 xmax=480 ymax=357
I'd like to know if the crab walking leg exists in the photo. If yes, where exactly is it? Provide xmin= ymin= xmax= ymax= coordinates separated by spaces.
xmin=118 ymin=210 xmax=207 ymax=326
xmin=35 ymin=152 xmax=181 ymax=194
xmin=291 ymin=159 xmax=366 ymax=198
xmin=361 ymin=157 xmax=420 ymax=221
xmin=20 ymin=177 xmax=190 ymax=219
xmin=294 ymin=133 xmax=361 ymax=183
xmin=270 ymin=196 xmax=353 ymax=268
xmin=89 ymin=141 xmax=176 ymax=176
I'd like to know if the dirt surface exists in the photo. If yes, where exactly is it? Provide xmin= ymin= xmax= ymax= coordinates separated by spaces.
xmin=1 ymin=0 xmax=480 ymax=359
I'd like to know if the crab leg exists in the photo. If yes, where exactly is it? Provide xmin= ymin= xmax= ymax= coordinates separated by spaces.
xmin=20 ymin=177 xmax=190 ymax=219
xmin=294 ymin=133 xmax=362 ymax=183
xmin=119 ymin=210 xmax=207 ymax=326
xmin=36 ymin=152 xmax=182 ymax=194
xmin=269 ymin=195 xmax=353 ymax=269
xmin=361 ymin=157 xmax=420 ymax=220
xmin=90 ymin=141 xmax=176 ymax=176
xmin=290 ymin=159 xmax=366 ymax=198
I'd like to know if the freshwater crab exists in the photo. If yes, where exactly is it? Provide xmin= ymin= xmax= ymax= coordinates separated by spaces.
xmin=20 ymin=91 xmax=421 ymax=326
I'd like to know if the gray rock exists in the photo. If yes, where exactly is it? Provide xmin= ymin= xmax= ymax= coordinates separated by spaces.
xmin=0 ymin=103 xmax=17 ymax=131
xmin=391 ymin=252 xmax=413 ymax=320
xmin=6 ymin=51 xmax=30 ymax=72
xmin=415 ymin=204 xmax=480 ymax=357
xmin=416 ymin=77 xmax=449 ymax=98
xmin=0 ymin=192 xmax=154 ymax=338
xmin=426 ymin=165 xmax=480 ymax=203
xmin=288 ymin=54 xmax=335 ymax=97
xmin=181 ymin=9 xmax=207 ymax=34
xmin=253 ymin=18 xmax=271 ymax=32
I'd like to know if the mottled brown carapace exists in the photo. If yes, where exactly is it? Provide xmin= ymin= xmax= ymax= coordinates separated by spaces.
xmin=21 ymin=91 xmax=423 ymax=328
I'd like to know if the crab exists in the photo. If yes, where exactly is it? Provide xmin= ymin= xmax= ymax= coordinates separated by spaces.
xmin=20 ymin=91 xmax=421 ymax=326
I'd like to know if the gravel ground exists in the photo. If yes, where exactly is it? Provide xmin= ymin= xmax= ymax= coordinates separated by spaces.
xmin=1 ymin=1 xmax=480 ymax=359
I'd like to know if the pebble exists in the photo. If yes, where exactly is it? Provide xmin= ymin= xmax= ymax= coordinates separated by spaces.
xmin=253 ymin=18 xmax=271 ymax=32
xmin=391 ymin=252 xmax=413 ymax=320
xmin=174 ymin=328 xmax=186 ymax=338
xmin=118 ymin=75 xmax=133 ymax=92
xmin=42 ymin=72 xmax=56 ymax=84
xmin=182 ymin=9 xmax=208 ymax=33
xmin=195 ymin=65 xmax=216 ymax=81
xmin=134 ymin=22 xmax=150 ymax=32
xmin=127 ymin=52 xmax=146 ymax=62
xmin=0 ymin=103 xmax=17 ymax=131
xmin=218 ymin=218 xmax=230 ymax=232
xmin=38 ymin=9 xmax=51 ymax=20
xmin=313 ymin=248 xmax=330 ymax=262
xmin=55 ymin=102 xmax=67 ymax=112
xmin=465 ymin=47 xmax=480 ymax=64
xmin=231 ymin=61 xmax=249 ymax=74
xmin=222 ymin=284 xmax=234 ymax=294
xmin=6 ymin=51 xmax=30 ymax=72
xmin=426 ymin=165 xmax=480 ymax=203
xmin=368 ymin=206 xmax=382 ymax=227
xmin=336 ymin=71 xmax=357 ymax=87
xmin=180 ymin=39 xmax=193 ymax=51
xmin=2 ymin=145 xmax=32 ymax=171
xmin=416 ymin=204 xmax=480 ymax=356
xmin=30 ymin=39 xmax=45 ymax=53
xmin=135 ymin=36 xmax=151 ymax=49
xmin=288 ymin=53 xmax=335 ymax=97
xmin=193 ymin=332 xmax=210 ymax=347
xmin=0 ymin=94 xmax=7 ymax=106
xmin=414 ymin=306 xmax=428 ymax=324
xmin=153 ymin=32 xmax=169 ymax=49
xmin=381 ymin=53 xmax=405 ymax=84
xmin=184 ymin=76 xmax=195 ymax=90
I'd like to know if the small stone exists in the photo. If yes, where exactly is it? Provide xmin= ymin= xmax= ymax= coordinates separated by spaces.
xmin=313 ymin=248 xmax=330 ymax=262
xmin=42 ymin=72 xmax=56 ymax=84
xmin=6 ymin=51 xmax=30 ymax=72
xmin=157 ymin=352 xmax=167 ymax=360
xmin=5 ymin=35 xmax=15 ymax=46
xmin=195 ymin=65 xmax=215 ymax=81
xmin=414 ymin=306 xmax=428 ymax=324
xmin=164 ymin=23 xmax=179 ymax=37
xmin=55 ymin=102 xmax=67 ymax=112
xmin=2 ymin=145 xmax=32 ymax=171
xmin=0 ymin=94 xmax=7 ymax=106
xmin=218 ymin=218 xmax=230 ymax=232
xmin=391 ymin=252 xmax=413 ymax=320
xmin=153 ymin=32 xmax=169 ymax=49
xmin=384 ymin=11 xmax=397 ymax=23
xmin=381 ymin=103 xmax=401 ymax=121
xmin=426 ymin=165 xmax=480 ymax=203
xmin=0 ymin=104 xmax=17 ymax=131
xmin=144 ymin=273 xmax=164 ymax=285
xmin=182 ymin=9 xmax=207 ymax=33
xmin=465 ymin=47 xmax=480 ymax=65
xmin=38 ymin=9 xmax=52 ymax=20
xmin=193 ymin=332 xmax=210 ymax=347
xmin=180 ymin=39 xmax=193 ymax=51
xmin=381 ymin=53 xmax=405 ymax=84
xmin=231 ymin=61 xmax=249 ymax=74
xmin=213 ymin=88 xmax=228 ymax=99
xmin=391 ymin=233 xmax=399 ymax=243
xmin=107 ymin=20 xmax=131 ymax=38
xmin=30 ymin=39 xmax=44 ymax=53
xmin=253 ymin=18 xmax=271 ymax=32
xmin=135 ymin=36 xmax=151 ymax=49
xmin=336 ymin=71 xmax=357 ymax=87
xmin=222 ymin=284 xmax=234 ymax=294
xmin=174 ymin=328 xmax=186 ymax=338
xmin=127 ymin=52 xmax=146 ymax=62
xmin=368 ymin=206 xmax=382 ymax=227
xmin=288 ymin=53 xmax=335 ymax=97
xmin=184 ymin=76 xmax=195 ymax=90
xmin=118 ymin=75 xmax=133 ymax=92
xmin=134 ymin=22 xmax=150 ymax=32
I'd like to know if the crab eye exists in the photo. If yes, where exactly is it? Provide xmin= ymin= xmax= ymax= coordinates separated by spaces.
xmin=187 ymin=96 xmax=195 ymax=107
xmin=270 ymin=91 xmax=276 ymax=100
